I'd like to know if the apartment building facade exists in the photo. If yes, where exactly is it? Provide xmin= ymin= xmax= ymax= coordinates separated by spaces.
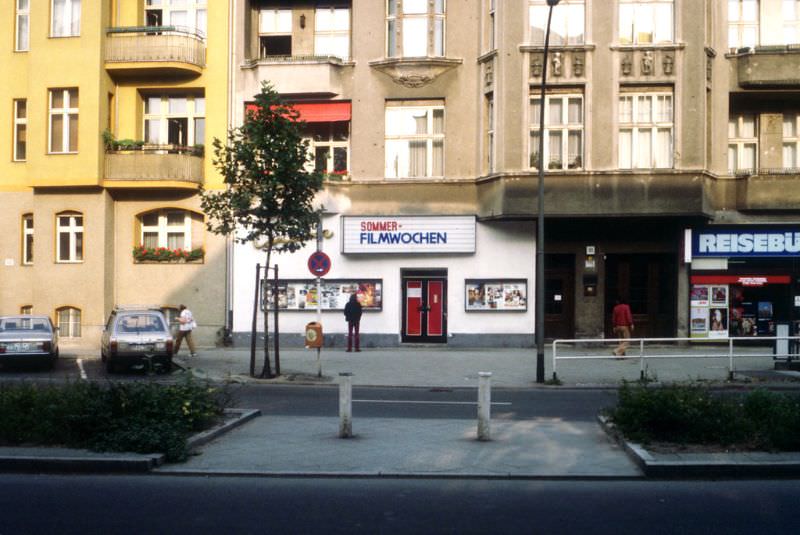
xmin=0 ymin=1 xmax=230 ymax=349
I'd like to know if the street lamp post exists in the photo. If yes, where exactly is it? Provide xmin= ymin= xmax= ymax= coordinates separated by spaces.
xmin=536 ymin=0 xmax=560 ymax=383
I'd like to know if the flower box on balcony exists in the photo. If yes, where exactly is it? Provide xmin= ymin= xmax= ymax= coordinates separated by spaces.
xmin=133 ymin=246 xmax=205 ymax=263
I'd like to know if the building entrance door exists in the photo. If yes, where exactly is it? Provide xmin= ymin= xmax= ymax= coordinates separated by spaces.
xmin=402 ymin=269 xmax=447 ymax=343
xmin=545 ymin=254 xmax=576 ymax=340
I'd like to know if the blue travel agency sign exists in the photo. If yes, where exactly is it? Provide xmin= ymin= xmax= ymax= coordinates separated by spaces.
xmin=342 ymin=216 xmax=476 ymax=254
xmin=692 ymin=228 xmax=800 ymax=257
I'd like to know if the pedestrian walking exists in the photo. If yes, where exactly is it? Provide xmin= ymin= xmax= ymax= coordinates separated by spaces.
xmin=344 ymin=293 xmax=363 ymax=352
xmin=612 ymin=298 xmax=634 ymax=357
xmin=175 ymin=304 xmax=198 ymax=357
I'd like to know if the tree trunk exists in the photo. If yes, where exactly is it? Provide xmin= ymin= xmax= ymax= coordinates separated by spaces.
xmin=260 ymin=245 xmax=274 ymax=378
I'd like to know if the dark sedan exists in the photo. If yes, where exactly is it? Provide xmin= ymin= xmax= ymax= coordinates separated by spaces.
xmin=0 ymin=315 xmax=59 ymax=370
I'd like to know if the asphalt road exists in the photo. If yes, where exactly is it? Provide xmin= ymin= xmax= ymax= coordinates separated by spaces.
xmin=0 ymin=475 xmax=798 ymax=534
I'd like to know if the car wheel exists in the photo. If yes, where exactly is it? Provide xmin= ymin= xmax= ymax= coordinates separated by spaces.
xmin=160 ymin=358 xmax=173 ymax=374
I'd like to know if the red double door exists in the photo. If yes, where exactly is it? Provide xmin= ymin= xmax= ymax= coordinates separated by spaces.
xmin=402 ymin=271 xmax=447 ymax=343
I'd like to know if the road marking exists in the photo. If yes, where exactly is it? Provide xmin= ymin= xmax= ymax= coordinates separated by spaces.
xmin=354 ymin=399 xmax=512 ymax=406
xmin=76 ymin=359 xmax=88 ymax=380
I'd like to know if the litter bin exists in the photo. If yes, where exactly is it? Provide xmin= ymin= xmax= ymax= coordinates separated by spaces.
xmin=305 ymin=322 xmax=323 ymax=348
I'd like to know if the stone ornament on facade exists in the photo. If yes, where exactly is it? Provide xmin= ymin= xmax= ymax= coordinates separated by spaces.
xmin=621 ymin=53 xmax=632 ymax=75
xmin=531 ymin=55 xmax=543 ymax=77
xmin=573 ymin=53 xmax=585 ymax=77
xmin=663 ymin=54 xmax=674 ymax=75
xmin=551 ymin=52 xmax=563 ymax=77
xmin=395 ymin=74 xmax=434 ymax=88
xmin=641 ymin=51 xmax=654 ymax=75
xmin=485 ymin=61 xmax=494 ymax=88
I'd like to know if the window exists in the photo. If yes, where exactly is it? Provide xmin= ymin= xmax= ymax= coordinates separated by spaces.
xmin=51 ymin=0 xmax=80 ymax=37
xmin=56 ymin=212 xmax=83 ymax=263
xmin=144 ymin=95 xmax=205 ymax=147
xmin=530 ymin=93 xmax=584 ymax=170
xmin=619 ymin=0 xmax=673 ymax=45
xmin=20 ymin=306 xmax=33 ymax=315
xmin=138 ymin=209 xmax=203 ymax=250
xmin=729 ymin=0 xmax=759 ymax=49
xmin=22 ymin=214 xmax=33 ymax=265
xmin=488 ymin=0 xmax=496 ymax=50
xmin=385 ymin=103 xmax=445 ymax=178
xmin=486 ymin=94 xmax=495 ymax=173
xmin=259 ymin=9 xmax=292 ymax=56
xmin=618 ymin=91 xmax=673 ymax=169
xmin=146 ymin=0 xmax=207 ymax=37
xmin=387 ymin=0 xmax=445 ymax=57
xmin=783 ymin=114 xmax=800 ymax=168
xmin=728 ymin=114 xmax=757 ymax=173
xmin=13 ymin=99 xmax=26 ymax=161
xmin=302 ymin=122 xmax=349 ymax=177
xmin=56 ymin=307 xmax=81 ymax=338
xmin=16 ymin=0 xmax=29 ymax=51
xmin=49 ymin=88 xmax=78 ymax=154
xmin=315 ymin=7 xmax=350 ymax=59
xmin=784 ymin=0 xmax=800 ymax=44
xmin=530 ymin=0 xmax=584 ymax=45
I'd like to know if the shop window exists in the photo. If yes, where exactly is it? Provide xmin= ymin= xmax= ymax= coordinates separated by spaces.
xmin=386 ymin=0 xmax=445 ymax=58
xmin=729 ymin=0 xmax=759 ymax=49
xmin=144 ymin=94 xmax=205 ymax=148
xmin=51 ymin=0 xmax=80 ymax=37
xmin=56 ymin=211 xmax=83 ymax=263
xmin=56 ymin=306 xmax=81 ymax=338
xmin=302 ymin=122 xmax=349 ymax=177
xmin=22 ymin=214 xmax=33 ymax=265
xmin=530 ymin=93 xmax=583 ymax=170
xmin=49 ymin=88 xmax=78 ymax=154
xmin=259 ymin=9 xmax=292 ymax=57
xmin=13 ymin=99 xmax=26 ymax=161
xmin=618 ymin=91 xmax=673 ymax=169
xmin=530 ymin=0 xmax=584 ymax=46
xmin=137 ymin=209 xmax=203 ymax=250
xmin=385 ymin=102 xmax=445 ymax=179
xmin=315 ymin=7 xmax=350 ymax=59
xmin=145 ymin=0 xmax=207 ymax=37
xmin=728 ymin=114 xmax=757 ymax=174
xmin=16 ymin=0 xmax=29 ymax=51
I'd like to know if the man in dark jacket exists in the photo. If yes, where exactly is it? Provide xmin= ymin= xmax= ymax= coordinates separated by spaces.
xmin=344 ymin=293 xmax=363 ymax=352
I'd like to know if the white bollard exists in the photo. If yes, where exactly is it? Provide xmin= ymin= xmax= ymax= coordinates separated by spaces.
xmin=477 ymin=371 xmax=492 ymax=441
xmin=339 ymin=372 xmax=353 ymax=438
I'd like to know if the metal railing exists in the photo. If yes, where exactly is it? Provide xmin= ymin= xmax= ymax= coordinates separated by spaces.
xmin=105 ymin=26 xmax=206 ymax=68
xmin=552 ymin=336 xmax=800 ymax=382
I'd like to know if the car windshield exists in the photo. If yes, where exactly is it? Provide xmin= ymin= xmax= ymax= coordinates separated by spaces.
xmin=0 ymin=318 xmax=51 ymax=332
xmin=117 ymin=314 xmax=166 ymax=333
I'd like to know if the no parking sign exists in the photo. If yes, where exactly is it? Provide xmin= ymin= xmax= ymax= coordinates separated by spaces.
xmin=307 ymin=251 xmax=331 ymax=277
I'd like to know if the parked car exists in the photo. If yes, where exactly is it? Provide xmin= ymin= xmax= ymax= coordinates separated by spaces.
xmin=0 ymin=315 xmax=59 ymax=370
xmin=100 ymin=307 xmax=174 ymax=373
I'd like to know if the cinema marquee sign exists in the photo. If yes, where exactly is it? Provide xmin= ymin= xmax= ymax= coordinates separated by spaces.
xmin=692 ymin=228 xmax=800 ymax=257
xmin=342 ymin=216 xmax=476 ymax=254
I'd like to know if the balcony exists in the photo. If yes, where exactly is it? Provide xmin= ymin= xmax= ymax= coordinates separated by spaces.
xmin=104 ymin=146 xmax=204 ymax=189
xmin=105 ymin=26 xmax=206 ymax=78
xmin=241 ymin=55 xmax=352 ymax=96
xmin=731 ymin=46 xmax=800 ymax=88
xmin=735 ymin=169 xmax=800 ymax=210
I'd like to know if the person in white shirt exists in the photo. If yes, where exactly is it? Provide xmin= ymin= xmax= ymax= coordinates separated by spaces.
xmin=175 ymin=304 xmax=197 ymax=357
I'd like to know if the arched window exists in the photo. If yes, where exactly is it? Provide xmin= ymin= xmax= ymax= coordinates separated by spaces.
xmin=56 ymin=306 xmax=81 ymax=338
xmin=56 ymin=211 xmax=83 ymax=263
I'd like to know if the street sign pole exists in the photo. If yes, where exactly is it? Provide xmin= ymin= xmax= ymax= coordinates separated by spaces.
xmin=316 ymin=222 xmax=323 ymax=378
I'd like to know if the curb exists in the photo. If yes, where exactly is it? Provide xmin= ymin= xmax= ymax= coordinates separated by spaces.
xmin=154 ymin=469 xmax=644 ymax=481
xmin=186 ymin=408 xmax=261 ymax=450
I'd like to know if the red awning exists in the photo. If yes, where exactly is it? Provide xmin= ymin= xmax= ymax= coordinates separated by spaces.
xmin=690 ymin=275 xmax=791 ymax=287
xmin=245 ymin=101 xmax=351 ymax=123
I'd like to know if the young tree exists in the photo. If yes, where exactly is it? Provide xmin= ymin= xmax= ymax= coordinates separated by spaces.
xmin=201 ymin=82 xmax=323 ymax=378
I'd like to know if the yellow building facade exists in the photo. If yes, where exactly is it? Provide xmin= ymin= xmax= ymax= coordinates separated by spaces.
xmin=0 ymin=1 xmax=230 ymax=350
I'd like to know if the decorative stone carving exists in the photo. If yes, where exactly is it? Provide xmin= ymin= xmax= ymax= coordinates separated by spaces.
xmin=621 ymin=53 xmax=632 ymax=75
xmin=663 ymin=54 xmax=674 ymax=75
xmin=395 ymin=74 xmax=434 ymax=88
xmin=572 ymin=53 xmax=585 ymax=77
xmin=369 ymin=57 xmax=462 ymax=88
xmin=551 ymin=52 xmax=563 ymax=77
xmin=706 ymin=57 xmax=713 ymax=81
xmin=641 ymin=51 xmax=654 ymax=75
xmin=485 ymin=61 xmax=494 ymax=88
xmin=531 ymin=55 xmax=543 ymax=77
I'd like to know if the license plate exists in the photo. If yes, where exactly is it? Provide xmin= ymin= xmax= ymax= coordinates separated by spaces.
xmin=131 ymin=344 xmax=153 ymax=352
xmin=7 ymin=343 xmax=32 ymax=352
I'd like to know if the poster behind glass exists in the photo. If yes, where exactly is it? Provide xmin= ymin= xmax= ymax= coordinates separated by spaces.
xmin=690 ymin=284 xmax=729 ymax=339
xmin=465 ymin=280 xmax=527 ymax=311
xmin=263 ymin=279 xmax=382 ymax=311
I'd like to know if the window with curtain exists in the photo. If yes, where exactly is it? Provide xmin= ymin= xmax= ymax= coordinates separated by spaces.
xmin=728 ymin=0 xmax=759 ymax=49
xmin=56 ymin=211 xmax=83 ymax=263
xmin=57 ymin=307 xmax=81 ymax=338
xmin=138 ymin=209 xmax=202 ymax=250
xmin=315 ymin=7 xmax=350 ymax=59
xmin=529 ymin=0 xmax=584 ymax=45
xmin=144 ymin=94 xmax=205 ymax=147
xmin=530 ymin=93 xmax=584 ymax=170
xmin=783 ymin=113 xmax=800 ymax=169
xmin=387 ymin=0 xmax=445 ymax=57
xmin=145 ymin=0 xmax=207 ymax=37
xmin=385 ymin=103 xmax=445 ymax=178
xmin=619 ymin=0 xmax=673 ymax=45
xmin=727 ymin=114 xmax=757 ymax=173
xmin=302 ymin=122 xmax=350 ymax=177
xmin=51 ymin=0 xmax=80 ymax=37
xmin=22 ymin=214 xmax=33 ymax=265
xmin=618 ymin=91 xmax=673 ymax=169
xmin=49 ymin=88 xmax=78 ymax=154
xmin=16 ymin=0 xmax=29 ymax=51
xmin=14 ymin=99 xmax=26 ymax=161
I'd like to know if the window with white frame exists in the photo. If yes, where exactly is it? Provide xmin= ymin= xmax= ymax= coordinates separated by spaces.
xmin=22 ymin=214 xmax=33 ymax=265
xmin=145 ymin=0 xmax=207 ymax=37
xmin=387 ymin=0 xmax=446 ymax=58
xmin=619 ymin=0 xmax=673 ymax=45
xmin=51 ymin=0 xmax=80 ymax=37
xmin=20 ymin=305 xmax=33 ymax=315
xmin=486 ymin=93 xmax=495 ymax=173
xmin=315 ymin=7 xmax=350 ymax=59
xmin=302 ymin=122 xmax=349 ymax=176
xmin=56 ymin=212 xmax=83 ymax=263
xmin=530 ymin=93 xmax=584 ymax=170
xmin=728 ymin=0 xmax=759 ymax=49
xmin=138 ymin=209 xmax=202 ymax=250
xmin=385 ymin=103 xmax=445 ymax=178
xmin=259 ymin=9 xmax=293 ymax=56
xmin=13 ymin=99 xmax=26 ymax=161
xmin=488 ymin=0 xmax=496 ymax=50
xmin=784 ymin=0 xmax=800 ymax=44
xmin=783 ymin=113 xmax=800 ymax=168
xmin=618 ymin=91 xmax=674 ymax=169
xmin=49 ymin=88 xmax=78 ymax=154
xmin=56 ymin=306 xmax=81 ymax=338
xmin=16 ymin=0 xmax=29 ymax=51
xmin=144 ymin=95 xmax=205 ymax=147
xmin=530 ymin=0 xmax=584 ymax=46
xmin=728 ymin=113 xmax=757 ymax=173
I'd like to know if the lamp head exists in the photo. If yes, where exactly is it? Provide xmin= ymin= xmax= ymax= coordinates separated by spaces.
xmin=546 ymin=0 xmax=561 ymax=5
